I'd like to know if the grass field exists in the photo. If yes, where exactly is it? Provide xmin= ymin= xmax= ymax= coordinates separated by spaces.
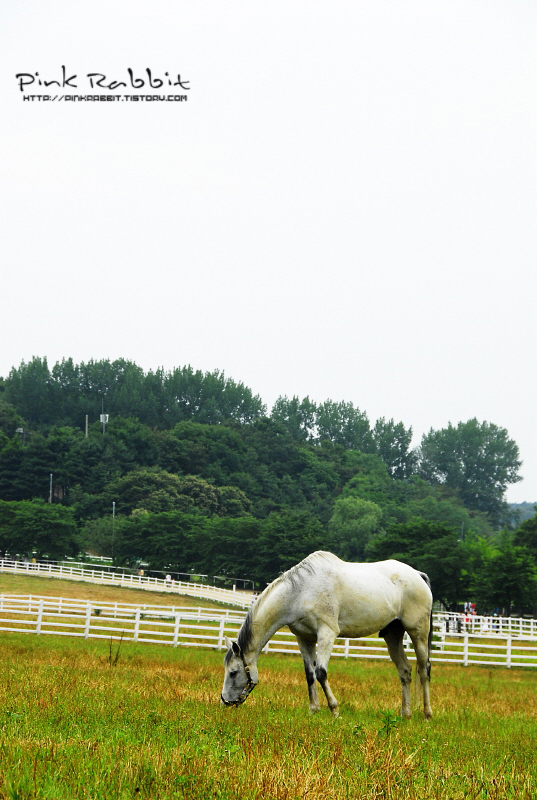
xmin=1 ymin=633 xmax=537 ymax=800
xmin=1 ymin=575 xmax=537 ymax=799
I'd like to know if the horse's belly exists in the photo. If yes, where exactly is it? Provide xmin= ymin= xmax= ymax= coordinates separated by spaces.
xmin=338 ymin=600 xmax=398 ymax=638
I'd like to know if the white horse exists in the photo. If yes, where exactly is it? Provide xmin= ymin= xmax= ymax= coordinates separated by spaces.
xmin=221 ymin=551 xmax=433 ymax=719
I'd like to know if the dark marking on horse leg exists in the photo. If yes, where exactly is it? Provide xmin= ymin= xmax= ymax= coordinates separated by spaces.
xmin=304 ymin=665 xmax=315 ymax=686
xmin=315 ymin=665 xmax=327 ymax=684
xmin=399 ymin=666 xmax=412 ymax=687
xmin=296 ymin=636 xmax=321 ymax=713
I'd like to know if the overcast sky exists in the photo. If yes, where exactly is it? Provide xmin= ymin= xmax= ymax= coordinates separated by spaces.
xmin=1 ymin=1 xmax=535 ymax=503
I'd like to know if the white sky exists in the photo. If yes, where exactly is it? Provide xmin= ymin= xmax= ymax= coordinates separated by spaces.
xmin=1 ymin=1 xmax=536 ymax=503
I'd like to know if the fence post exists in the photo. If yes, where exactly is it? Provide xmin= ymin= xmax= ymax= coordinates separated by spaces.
xmin=84 ymin=603 xmax=92 ymax=639
xmin=133 ymin=609 xmax=141 ymax=642
xmin=506 ymin=635 xmax=512 ymax=668
xmin=344 ymin=638 xmax=350 ymax=659
xmin=173 ymin=615 xmax=181 ymax=647
xmin=463 ymin=632 xmax=469 ymax=666
xmin=36 ymin=599 xmax=44 ymax=635
xmin=217 ymin=617 xmax=225 ymax=651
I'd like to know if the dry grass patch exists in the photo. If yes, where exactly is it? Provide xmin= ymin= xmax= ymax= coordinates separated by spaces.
xmin=0 ymin=572 xmax=237 ymax=611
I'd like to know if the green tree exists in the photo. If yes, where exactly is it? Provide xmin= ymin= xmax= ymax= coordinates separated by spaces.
xmin=115 ymin=511 xmax=209 ymax=571
xmin=0 ymin=499 xmax=77 ymax=559
xmin=271 ymin=396 xmax=317 ymax=441
xmin=254 ymin=510 xmax=329 ymax=585
xmin=199 ymin=515 xmax=264 ymax=579
xmin=79 ymin=517 xmax=117 ymax=560
xmin=418 ymin=419 xmax=522 ymax=526
xmin=3 ymin=357 xmax=57 ymax=426
xmin=514 ymin=508 xmax=537 ymax=558
xmin=315 ymin=400 xmax=374 ymax=452
xmin=160 ymin=421 xmax=247 ymax=482
xmin=0 ymin=400 xmax=26 ymax=439
xmin=82 ymin=468 xmax=251 ymax=519
xmin=328 ymin=497 xmax=383 ymax=560
xmin=372 ymin=417 xmax=417 ymax=479
xmin=471 ymin=532 xmax=537 ymax=615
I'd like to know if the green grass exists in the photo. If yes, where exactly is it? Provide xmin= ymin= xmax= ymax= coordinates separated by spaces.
xmin=1 ymin=632 xmax=536 ymax=799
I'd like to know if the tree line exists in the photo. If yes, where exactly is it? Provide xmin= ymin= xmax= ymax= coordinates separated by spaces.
xmin=0 ymin=356 xmax=535 ymax=614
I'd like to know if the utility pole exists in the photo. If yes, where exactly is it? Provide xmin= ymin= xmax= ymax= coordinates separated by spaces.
xmin=85 ymin=415 xmax=89 ymax=438
xmin=112 ymin=501 xmax=115 ymax=561
xmin=49 ymin=473 xmax=53 ymax=504
xmin=100 ymin=399 xmax=109 ymax=435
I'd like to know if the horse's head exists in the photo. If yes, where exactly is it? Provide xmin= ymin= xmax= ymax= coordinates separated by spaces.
xmin=221 ymin=637 xmax=257 ymax=707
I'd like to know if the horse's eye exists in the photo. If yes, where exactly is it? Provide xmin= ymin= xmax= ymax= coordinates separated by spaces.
xmin=229 ymin=670 xmax=238 ymax=678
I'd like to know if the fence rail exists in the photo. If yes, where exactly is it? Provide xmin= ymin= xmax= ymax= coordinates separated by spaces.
xmin=0 ymin=559 xmax=254 ymax=608
xmin=3 ymin=559 xmax=537 ymax=638
xmin=1 ymin=593 xmax=536 ymax=669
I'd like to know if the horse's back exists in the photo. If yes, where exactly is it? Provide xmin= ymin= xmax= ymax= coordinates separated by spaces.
xmin=292 ymin=552 xmax=432 ymax=638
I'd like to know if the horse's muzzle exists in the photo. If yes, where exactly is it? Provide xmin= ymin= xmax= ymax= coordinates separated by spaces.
xmin=221 ymin=694 xmax=240 ymax=707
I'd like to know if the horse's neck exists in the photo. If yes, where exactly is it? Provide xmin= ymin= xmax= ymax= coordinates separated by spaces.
xmin=245 ymin=582 xmax=290 ymax=662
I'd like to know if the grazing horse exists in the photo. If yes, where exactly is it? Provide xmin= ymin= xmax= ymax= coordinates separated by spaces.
xmin=221 ymin=551 xmax=433 ymax=719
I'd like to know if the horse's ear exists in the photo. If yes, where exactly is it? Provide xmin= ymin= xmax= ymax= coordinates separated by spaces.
xmin=232 ymin=641 xmax=241 ymax=657
xmin=224 ymin=636 xmax=233 ymax=650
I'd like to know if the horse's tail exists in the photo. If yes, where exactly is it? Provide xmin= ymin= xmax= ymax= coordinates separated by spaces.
xmin=419 ymin=571 xmax=433 ymax=679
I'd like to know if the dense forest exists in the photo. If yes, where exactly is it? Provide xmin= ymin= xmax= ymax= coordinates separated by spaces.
xmin=1 ymin=356 xmax=536 ymax=614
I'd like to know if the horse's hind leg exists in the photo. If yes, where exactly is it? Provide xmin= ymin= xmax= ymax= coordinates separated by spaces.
xmin=296 ymin=637 xmax=321 ymax=713
xmin=409 ymin=632 xmax=433 ymax=720
xmin=380 ymin=620 xmax=413 ymax=719
xmin=315 ymin=624 xmax=339 ymax=717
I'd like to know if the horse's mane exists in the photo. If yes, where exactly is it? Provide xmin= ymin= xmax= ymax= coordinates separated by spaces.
xmin=226 ymin=552 xmax=334 ymax=659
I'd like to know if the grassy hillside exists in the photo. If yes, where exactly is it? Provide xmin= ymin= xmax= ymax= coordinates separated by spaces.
xmin=0 ymin=573 xmax=237 ymax=611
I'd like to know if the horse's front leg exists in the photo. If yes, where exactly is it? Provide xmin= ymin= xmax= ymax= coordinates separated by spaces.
xmin=315 ymin=624 xmax=339 ymax=717
xmin=296 ymin=636 xmax=321 ymax=713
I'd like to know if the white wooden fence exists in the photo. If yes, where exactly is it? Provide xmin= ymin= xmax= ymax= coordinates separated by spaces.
xmin=3 ymin=558 xmax=537 ymax=638
xmin=0 ymin=558 xmax=254 ymax=608
xmin=1 ymin=593 xmax=536 ymax=669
